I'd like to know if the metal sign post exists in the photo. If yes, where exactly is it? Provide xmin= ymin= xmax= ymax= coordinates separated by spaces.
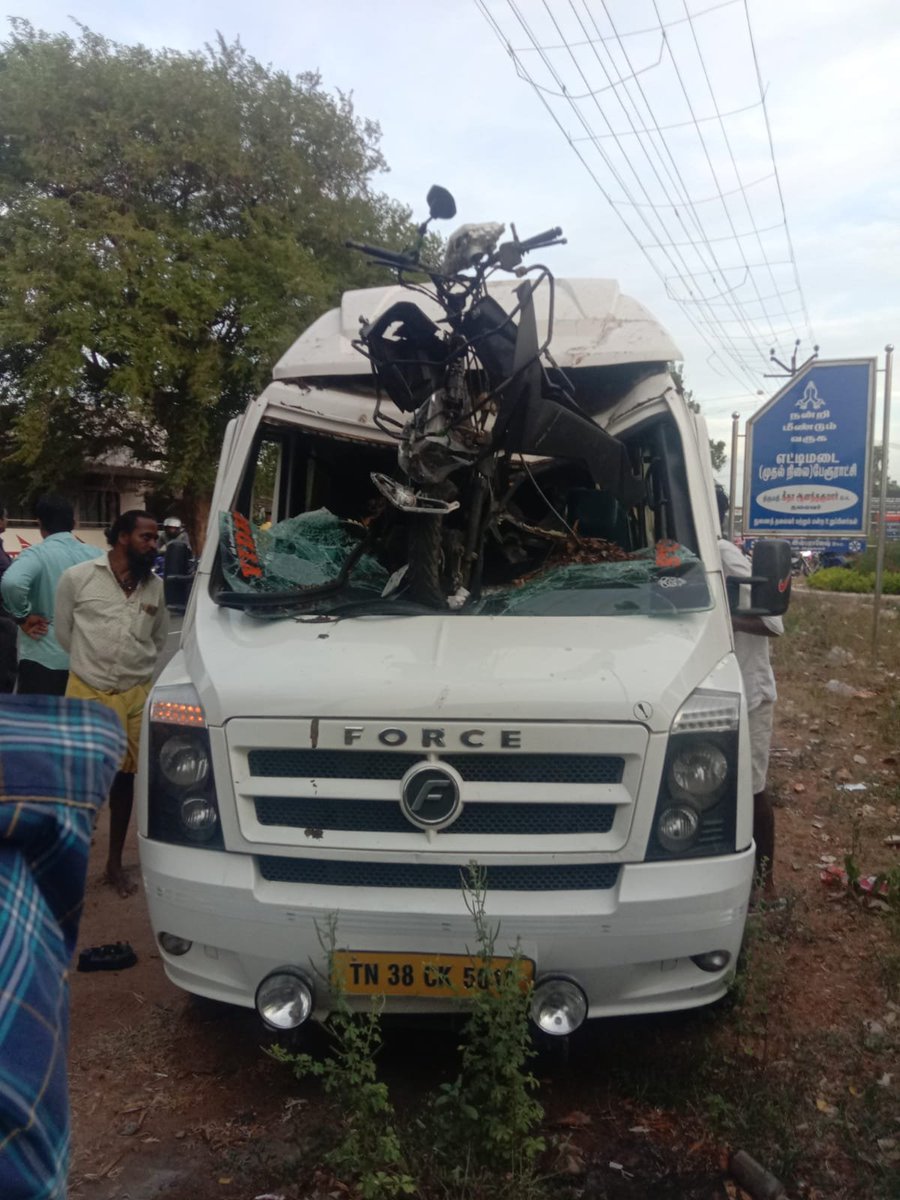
xmin=872 ymin=344 xmax=894 ymax=653
xmin=728 ymin=411 xmax=740 ymax=540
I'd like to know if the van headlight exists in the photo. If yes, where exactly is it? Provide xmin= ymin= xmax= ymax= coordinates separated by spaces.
xmin=148 ymin=684 xmax=223 ymax=850
xmin=179 ymin=795 xmax=220 ymax=841
xmin=655 ymin=804 xmax=701 ymax=853
xmin=160 ymin=735 xmax=210 ymax=788
xmin=647 ymin=689 xmax=739 ymax=861
xmin=669 ymin=741 xmax=728 ymax=806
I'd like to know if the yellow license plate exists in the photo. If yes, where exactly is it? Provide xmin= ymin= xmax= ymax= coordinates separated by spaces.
xmin=332 ymin=951 xmax=534 ymax=998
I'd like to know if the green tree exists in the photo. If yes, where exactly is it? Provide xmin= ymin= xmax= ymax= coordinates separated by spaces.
xmin=871 ymin=445 xmax=900 ymax=497
xmin=0 ymin=20 xmax=418 ymax=542
xmin=707 ymin=438 xmax=725 ymax=472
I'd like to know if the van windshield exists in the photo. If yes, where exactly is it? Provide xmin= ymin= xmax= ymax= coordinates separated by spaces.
xmin=215 ymin=408 xmax=712 ymax=619
xmin=217 ymin=507 xmax=712 ymax=619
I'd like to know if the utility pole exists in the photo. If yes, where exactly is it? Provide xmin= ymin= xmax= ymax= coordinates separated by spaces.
xmin=728 ymin=412 xmax=740 ymax=540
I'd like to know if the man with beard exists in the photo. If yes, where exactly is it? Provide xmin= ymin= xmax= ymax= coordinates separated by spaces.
xmin=55 ymin=510 xmax=168 ymax=896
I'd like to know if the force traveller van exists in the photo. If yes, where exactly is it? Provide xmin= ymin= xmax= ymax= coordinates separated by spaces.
xmin=137 ymin=275 xmax=789 ymax=1036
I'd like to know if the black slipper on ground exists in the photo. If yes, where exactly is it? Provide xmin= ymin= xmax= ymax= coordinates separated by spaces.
xmin=77 ymin=942 xmax=138 ymax=972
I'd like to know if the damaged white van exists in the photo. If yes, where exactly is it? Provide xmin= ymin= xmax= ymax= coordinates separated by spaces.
xmin=137 ymin=191 xmax=790 ymax=1036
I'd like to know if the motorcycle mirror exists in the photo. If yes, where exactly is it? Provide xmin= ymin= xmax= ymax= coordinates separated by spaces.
xmin=426 ymin=185 xmax=457 ymax=221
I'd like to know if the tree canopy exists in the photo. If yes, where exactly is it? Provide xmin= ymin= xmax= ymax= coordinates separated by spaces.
xmin=0 ymin=20 xmax=418 ymax=526
xmin=670 ymin=366 xmax=727 ymax=474
xmin=871 ymin=445 xmax=900 ymax=498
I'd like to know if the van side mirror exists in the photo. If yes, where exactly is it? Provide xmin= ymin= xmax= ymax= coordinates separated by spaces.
xmin=726 ymin=538 xmax=792 ymax=617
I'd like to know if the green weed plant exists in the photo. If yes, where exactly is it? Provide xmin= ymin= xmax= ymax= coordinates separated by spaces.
xmin=268 ymin=916 xmax=416 ymax=1200
xmin=429 ymin=864 xmax=545 ymax=1187
xmin=269 ymin=867 xmax=546 ymax=1200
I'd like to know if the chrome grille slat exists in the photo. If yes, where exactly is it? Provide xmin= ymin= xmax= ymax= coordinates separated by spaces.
xmin=253 ymin=796 xmax=616 ymax=836
xmin=247 ymin=748 xmax=624 ymax=785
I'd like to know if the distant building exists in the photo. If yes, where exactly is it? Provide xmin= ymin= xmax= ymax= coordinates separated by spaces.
xmin=3 ymin=455 xmax=163 ymax=556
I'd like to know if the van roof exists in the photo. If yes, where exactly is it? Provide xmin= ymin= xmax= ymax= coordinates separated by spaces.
xmin=273 ymin=277 xmax=681 ymax=380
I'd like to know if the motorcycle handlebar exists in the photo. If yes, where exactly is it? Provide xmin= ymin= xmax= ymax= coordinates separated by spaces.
xmin=516 ymin=226 xmax=564 ymax=253
xmin=345 ymin=239 xmax=418 ymax=269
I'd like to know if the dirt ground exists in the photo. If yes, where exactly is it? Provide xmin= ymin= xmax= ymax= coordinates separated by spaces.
xmin=67 ymin=589 xmax=900 ymax=1200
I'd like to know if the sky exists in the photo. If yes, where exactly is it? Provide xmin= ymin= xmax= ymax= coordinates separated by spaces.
xmin=14 ymin=0 xmax=900 ymax=485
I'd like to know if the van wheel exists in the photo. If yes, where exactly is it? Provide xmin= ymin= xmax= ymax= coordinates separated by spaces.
xmin=407 ymin=515 xmax=446 ymax=608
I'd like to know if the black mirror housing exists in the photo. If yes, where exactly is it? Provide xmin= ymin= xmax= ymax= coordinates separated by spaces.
xmin=726 ymin=538 xmax=792 ymax=617
xmin=426 ymin=185 xmax=457 ymax=221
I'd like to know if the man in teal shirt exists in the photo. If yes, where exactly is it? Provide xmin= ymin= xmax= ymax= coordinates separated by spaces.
xmin=0 ymin=495 xmax=102 ymax=695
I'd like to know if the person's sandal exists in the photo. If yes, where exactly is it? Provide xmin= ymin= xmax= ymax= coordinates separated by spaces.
xmin=77 ymin=942 xmax=138 ymax=972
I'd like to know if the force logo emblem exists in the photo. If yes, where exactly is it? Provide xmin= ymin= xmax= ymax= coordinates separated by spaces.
xmin=400 ymin=763 xmax=463 ymax=830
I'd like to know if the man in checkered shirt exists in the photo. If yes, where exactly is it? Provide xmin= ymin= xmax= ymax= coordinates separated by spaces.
xmin=0 ymin=694 xmax=124 ymax=1199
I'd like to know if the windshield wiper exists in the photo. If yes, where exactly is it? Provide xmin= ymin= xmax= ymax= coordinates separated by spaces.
xmin=215 ymin=590 xmax=442 ymax=618
xmin=314 ymin=598 xmax=445 ymax=618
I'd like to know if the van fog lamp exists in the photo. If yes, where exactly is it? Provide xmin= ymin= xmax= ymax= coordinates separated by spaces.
xmin=656 ymin=804 xmax=700 ymax=853
xmin=158 ymin=932 xmax=192 ymax=956
xmin=530 ymin=977 xmax=588 ymax=1036
xmin=255 ymin=969 xmax=314 ymax=1031
xmin=670 ymin=741 xmax=727 ymax=802
xmin=691 ymin=950 xmax=731 ymax=973
xmin=179 ymin=795 xmax=219 ymax=840
xmin=160 ymin=735 xmax=210 ymax=788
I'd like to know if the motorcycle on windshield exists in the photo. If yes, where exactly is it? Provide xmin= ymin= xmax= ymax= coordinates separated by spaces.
xmin=346 ymin=186 xmax=644 ymax=607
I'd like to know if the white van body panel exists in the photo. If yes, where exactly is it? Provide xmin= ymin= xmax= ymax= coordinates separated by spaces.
xmin=182 ymin=595 xmax=727 ymax=731
xmin=273 ymin=278 xmax=682 ymax=379
xmin=139 ymin=276 xmax=754 ymax=1021
xmin=140 ymin=835 xmax=753 ymax=1020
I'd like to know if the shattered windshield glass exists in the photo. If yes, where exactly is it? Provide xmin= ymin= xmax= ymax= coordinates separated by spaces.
xmin=218 ymin=510 xmax=712 ymax=618
xmin=480 ymin=541 xmax=711 ymax=616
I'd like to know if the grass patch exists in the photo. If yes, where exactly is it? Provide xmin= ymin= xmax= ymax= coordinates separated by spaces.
xmin=808 ymin=567 xmax=900 ymax=594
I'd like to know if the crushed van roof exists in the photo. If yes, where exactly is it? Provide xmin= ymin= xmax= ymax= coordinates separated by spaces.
xmin=273 ymin=277 xmax=681 ymax=380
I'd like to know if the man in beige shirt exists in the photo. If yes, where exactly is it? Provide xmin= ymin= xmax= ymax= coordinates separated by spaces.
xmin=55 ymin=510 xmax=168 ymax=895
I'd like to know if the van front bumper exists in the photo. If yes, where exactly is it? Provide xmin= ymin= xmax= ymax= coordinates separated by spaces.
xmin=139 ymin=837 xmax=754 ymax=1021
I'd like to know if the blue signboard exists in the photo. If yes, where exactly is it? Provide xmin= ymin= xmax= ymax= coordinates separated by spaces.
xmin=743 ymin=359 xmax=875 ymax=545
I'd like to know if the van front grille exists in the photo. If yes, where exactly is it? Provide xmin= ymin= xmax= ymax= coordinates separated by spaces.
xmin=247 ymin=749 xmax=624 ymax=785
xmin=257 ymin=856 xmax=621 ymax=891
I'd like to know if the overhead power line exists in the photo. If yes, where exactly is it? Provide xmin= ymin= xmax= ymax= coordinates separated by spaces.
xmin=476 ymin=0 xmax=814 ymax=393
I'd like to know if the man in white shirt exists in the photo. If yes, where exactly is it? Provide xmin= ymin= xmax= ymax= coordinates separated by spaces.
xmin=55 ymin=510 xmax=168 ymax=896
xmin=716 ymin=487 xmax=782 ymax=900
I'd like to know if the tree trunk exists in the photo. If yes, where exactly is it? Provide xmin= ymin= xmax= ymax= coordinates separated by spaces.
xmin=181 ymin=489 xmax=212 ymax=558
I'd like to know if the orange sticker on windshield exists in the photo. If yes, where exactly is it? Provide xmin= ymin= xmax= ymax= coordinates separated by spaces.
xmin=655 ymin=539 xmax=684 ymax=569
xmin=231 ymin=512 xmax=263 ymax=579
